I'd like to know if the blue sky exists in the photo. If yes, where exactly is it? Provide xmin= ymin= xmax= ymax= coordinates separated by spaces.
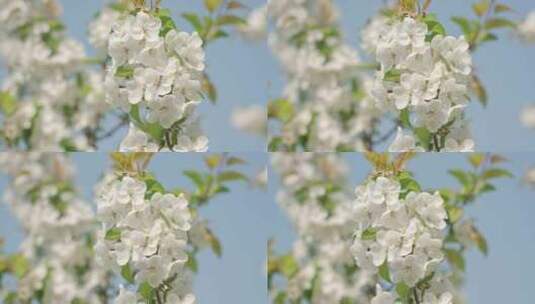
xmin=0 ymin=153 xmax=271 ymax=304
xmin=268 ymin=152 xmax=535 ymax=304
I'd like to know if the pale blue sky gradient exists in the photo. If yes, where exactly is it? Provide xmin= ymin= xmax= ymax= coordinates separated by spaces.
xmin=268 ymin=152 xmax=535 ymax=304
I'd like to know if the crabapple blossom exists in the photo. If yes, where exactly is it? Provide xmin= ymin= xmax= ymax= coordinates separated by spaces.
xmin=94 ymin=173 xmax=196 ymax=303
xmin=238 ymin=5 xmax=268 ymax=40
xmin=351 ymin=176 xmax=447 ymax=286
xmin=266 ymin=0 xmax=381 ymax=151
xmin=518 ymin=11 xmax=535 ymax=43
xmin=0 ymin=153 xmax=107 ymax=303
xmin=105 ymin=9 xmax=208 ymax=151
xmin=520 ymin=105 xmax=535 ymax=129
xmin=271 ymin=153 xmax=374 ymax=302
xmin=369 ymin=16 xmax=474 ymax=151
xmin=231 ymin=105 xmax=267 ymax=137
xmin=0 ymin=0 xmax=108 ymax=151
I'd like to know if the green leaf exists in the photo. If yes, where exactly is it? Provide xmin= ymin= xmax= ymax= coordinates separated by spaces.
xmin=446 ymin=205 xmax=463 ymax=223
xmin=473 ymin=1 xmax=491 ymax=17
xmin=449 ymin=169 xmax=469 ymax=187
xmin=378 ymin=262 xmax=392 ymax=283
xmin=115 ymin=66 xmax=134 ymax=78
xmin=202 ymin=73 xmax=217 ymax=103
xmin=226 ymin=156 xmax=247 ymax=166
xmin=138 ymin=282 xmax=155 ymax=300
xmin=484 ymin=18 xmax=516 ymax=30
xmin=121 ymin=264 xmax=135 ymax=284
xmin=384 ymin=69 xmax=401 ymax=82
xmin=105 ymin=228 xmax=121 ymax=241
xmin=217 ymin=170 xmax=248 ymax=182
xmin=184 ymin=170 xmax=204 ymax=188
xmin=9 ymin=254 xmax=29 ymax=278
xmin=473 ymin=229 xmax=489 ymax=256
xmin=268 ymin=99 xmax=294 ymax=123
xmin=227 ymin=1 xmax=245 ymax=10
xmin=413 ymin=127 xmax=431 ymax=150
xmin=182 ymin=13 xmax=203 ymax=32
xmin=144 ymin=177 xmax=165 ymax=197
xmin=279 ymin=255 xmax=298 ymax=278
xmin=186 ymin=254 xmax=198 ymax=272
xmin=451 ymin=16 xmax=472 ymax=37
xmin=481 ymin=168 xmax=513 ymax=180
xmin=274 ymin=292 xmax=287 ymax=304
xmin=204 ymin=0 xmax=223 ymax=12
xmin=399 ymin=174 xmax=421 ymax=196
xmin=4 ymin=292 xmax=17 ymax=304
xmin=0 ymin=91 xmax=17 ymax=116
xmin=204 ymin=154 xmax=222 ymax=169
xmin=206 ymin=228 xmax=222 ymax=257
xmin=60 ymin=138 xmax=78 ymax=152
xmin=424 ymin=14 xmax=446 ymax=40
xmin=158 ymin=13 xmax=177 ymax=37
xmin=268 ymin=137 xmax=284 ymax=152
xmin=216 ymin=15 xmax=245 ymax=26
xmin=396 ymin=282 xmax=411 ymax=302
xmin=445 ymin=249 xmax=465 ymax=271
xmin=471 ymin=76 xmax=488 ymax=107
xmin=494 ymin=4 xmax=512 ymax=13
xmin=468 ymin=154 xmax=485 ymax=168
xmin=361 ymin=228 xmax=377 ymax=241
xmin=400 ymin=109 xmax=411 ymax=128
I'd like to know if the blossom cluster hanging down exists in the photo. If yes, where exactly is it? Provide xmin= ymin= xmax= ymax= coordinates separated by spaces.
xmin=270 ymin=153 xmax=374 ymax=303
xmin=351 ymin=175 xmax=454 ymax=303
xmin=94 ymin=172 xmax=196 ymax=303
xmin=267 ymin=0 xmax=380 ymax=151
xmin=0 ymin=0 xmax=108 ymax=151
xmin=105 ymin=8 xmax=208 ymax=152
xmin=0 ymin=153 xmax=107 ymax=303
xmin=368 ymin=16 xmax=475 ymax=152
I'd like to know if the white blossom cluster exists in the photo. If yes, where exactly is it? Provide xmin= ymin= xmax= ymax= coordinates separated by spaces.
xmin=94 ymin=173 xmax=196 ymax=303
xmin=238 ymin=5 xmax=268 ymax=41
xmin=351 ymin=176 xmax=453 ymax=303
xmin=368 ymin=17 xmax=474 ymax=152
xmin=0 ymin=0 xmax=108 ymax=151
xmin=267 ymin=0 xmax=380 ymax=151
xmin=517 ymin=11 xmax=535 ymax=43
xmin=524 ymin=167 xmax=535 ymax=188
xmin=105 ymin=10 xmax=208 ymax=152
xmin=520 ymin=105 xmax=535 ymax=129
xmin=89 ymin=6 xmax=122 ymax=53
xmin=231 ymin=105 xmax=267 ymax=137
xmin=0 ymin=153 xmax=107 ymax=303
xmin=271 ymin=153 xmax=374 ymax=303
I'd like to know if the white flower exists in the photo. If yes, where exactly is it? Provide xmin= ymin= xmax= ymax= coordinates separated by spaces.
xmin=89 ymin=8 xmax=120 ymax=51
xmin=372 ymin=16 xmax=474 ymax=151
xmin=238 ymin=5 xmax=268 ymax=40
xmin=115 ymin=287 xmax=139 ymax=304
xmin=371 ymin=285 xmax=396 ymax=304
xmin=135 ymin=255 xmax=168 ymax=287
xmin=520 ymin=105 xmax=535 ymax=129
xmin=166 ymin=30 xmax=205 ymax=71
xmin=231 ymin=105 xmax=267 ymax=136
xmin=119 ymin=123 xmax=160 ymax=152
xmin=147 ymin=95 xmax=185 ymax=128
xmin=524 ymin=167 xmax=535 ymax=187
xmin=389 ymin=127 xmax=425 ymax=152
xmin=351 ymin=176 xmax=448 ymax=287
xmin=518 ymin=11 xmax=535 ymax=43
